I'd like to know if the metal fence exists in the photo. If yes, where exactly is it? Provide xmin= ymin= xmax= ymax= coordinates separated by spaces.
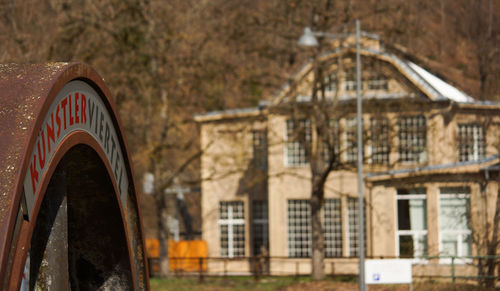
xmin=149 ymin=255 xmax=500 ymax=285
xmin=423 ymin=255 xmax=500 ymax=284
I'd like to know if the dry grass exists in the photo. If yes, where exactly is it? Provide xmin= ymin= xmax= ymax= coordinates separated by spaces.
xmin=150 ymin=276 xmax=485 ymax=291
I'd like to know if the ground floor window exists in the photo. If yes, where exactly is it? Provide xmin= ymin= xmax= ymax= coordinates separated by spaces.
xmin=324 ymin=199 xmax=342 ymax=257
xmin=439 ymin=187 xmax=472 ymax=259
xmin=287 ymin=198 xmax=365 ymax=258
xmin=347 ymin=198 xmax=366 ymax=257
xmin=252 ymin=200 xmax=269 ymax=256
xmin=219 ymin=201 xmax=245 ymax=258
xmin=396 ymin=188 xmax=428 ymax=259
xmin=287 ymin=200 xmax=311 ymax=257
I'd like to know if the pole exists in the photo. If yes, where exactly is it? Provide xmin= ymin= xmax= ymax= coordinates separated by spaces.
xmin=355 ymin=19 xmax=366 ymax=291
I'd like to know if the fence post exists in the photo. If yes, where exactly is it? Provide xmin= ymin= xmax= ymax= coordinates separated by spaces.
xmin=224 ymin=259 xmax=228 ymax=280
xmin=295 ymin=261 xmax=299 ymax=280
xmin=198 ymin=257 xmax=204 ymax=283
xmin=253 ymin=256 xmax=260 ymax=281
xmin=451 ymin=256 xmax=455 ymax=286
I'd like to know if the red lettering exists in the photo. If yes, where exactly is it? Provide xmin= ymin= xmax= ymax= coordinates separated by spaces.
xmin=75 ymin=93 xmax=80 ymax=123
xmin=30 ymin=156 xmax=38 ymax=194
xmin=37 ymin=133 xmax=46 ymax=169
xmin=61 ymin=97 xmax=68 ymax=130
xmin=69 ymin=94 xmax=74 ymax=126
xmin=81 ymin=93 xmax=87 ymax=124
xmin=46 ymin=113 xmax=55 ymax=153
xmin=56 ymin=104 xmax=61 ymax=138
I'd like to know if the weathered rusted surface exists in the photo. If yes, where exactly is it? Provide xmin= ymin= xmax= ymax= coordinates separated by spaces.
xmin=0 ymin=63 xmax=149 ymax=289
xmin=0 ymin=63 xmax=71 ymax=282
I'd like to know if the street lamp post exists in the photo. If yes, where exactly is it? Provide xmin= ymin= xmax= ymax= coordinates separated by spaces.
xmin=298 ymin=20 xmax=365 ymax=291
xmin=354 ymin=20 xmax=366 ymax=291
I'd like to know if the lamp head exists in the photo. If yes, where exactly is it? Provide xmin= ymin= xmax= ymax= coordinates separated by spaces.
xmin=297 ymin=27 xmax=319 ymax=47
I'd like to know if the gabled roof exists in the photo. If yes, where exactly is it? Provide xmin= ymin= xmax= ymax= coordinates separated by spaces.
xmin=407 ymin=62 xmax=473 ymax=103
xmin=272 ymin=45 xmax=474 ymax=104
xmin=195 ymin=35 xmax=485 ymax=122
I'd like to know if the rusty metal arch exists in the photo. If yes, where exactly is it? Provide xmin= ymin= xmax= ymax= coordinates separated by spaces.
xmin=0 ymin=63 xmax=149 ymax=290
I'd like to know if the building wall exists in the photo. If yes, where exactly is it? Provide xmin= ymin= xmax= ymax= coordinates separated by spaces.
xmin=200 ymin=104 xmax=500 ymax=271
xmin=201 ymin=118 xmax=267 ymax=258
xmin=198 ymin=56 xmax=500 ymax=276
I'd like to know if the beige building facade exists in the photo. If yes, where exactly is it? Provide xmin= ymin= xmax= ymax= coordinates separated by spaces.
xmin=195 ymin=37 xmax=500 ymax=278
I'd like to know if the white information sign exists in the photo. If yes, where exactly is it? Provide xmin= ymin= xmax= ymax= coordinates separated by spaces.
xmin=365 ymin=259 xmax=412 ymax=284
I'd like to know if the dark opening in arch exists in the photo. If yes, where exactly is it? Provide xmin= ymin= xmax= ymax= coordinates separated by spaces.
xmin=30 ymin=144 xmax=133 ymax=290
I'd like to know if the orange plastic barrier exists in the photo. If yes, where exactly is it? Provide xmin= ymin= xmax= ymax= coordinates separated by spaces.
xmin=145 ymin=238 xmax=160 ymax=259
xmin=169 ymin=240 xmax=207 ymax=272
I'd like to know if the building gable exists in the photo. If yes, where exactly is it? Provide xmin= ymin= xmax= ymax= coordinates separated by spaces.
xmin=272 ymin=46 xmax=474 ymax=106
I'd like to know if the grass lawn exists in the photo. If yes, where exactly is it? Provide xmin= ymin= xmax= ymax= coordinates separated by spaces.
xmin=150 ymin=276 xmax=481 ymax=291
xmin=150 ymin=276 xmax=313 ymax=291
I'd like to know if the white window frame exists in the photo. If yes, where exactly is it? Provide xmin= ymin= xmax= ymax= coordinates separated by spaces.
xmin=346 ymin=198 xmax=366 ymax=257
xmin=287 ymin=199 xmax=311 ymax=258
xmin=438 ymin=189 xmax=472 ymax=264
xmin=324 ymin=199 xmax=343 ymax=257
xmin=219 ymin=202 xmax=245 ymax=258
xmin=398 ymin=115 xmax=427 ymax=164
xmin=457 ymin=124 xmax=485 ymax=162
xmin=395 ymin=191 xmax=428 ymax=264
xmin=285 ymin=119 xmax=311 ymax=167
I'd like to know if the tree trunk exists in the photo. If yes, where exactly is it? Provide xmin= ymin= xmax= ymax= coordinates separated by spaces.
xmin=311 ymin=178 xmax=325 ymax=281
xmin=485 ymin=189 xmax=500 ymax=289
xmin=155 ymin=190 xmax=170 ymax=277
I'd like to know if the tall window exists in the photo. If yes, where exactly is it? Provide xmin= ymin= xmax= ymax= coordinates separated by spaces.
xmin=347 ymin=198 xmax=366 ymax=257
xmin=324 ymin=199 xmax=343 ymax=257
xmin=439 ymin=187 xmax=472 ymax=259
xmin=287 ymin=200 xmax=311 ymax=257
xmin=399 ymin=115 xmax=426 ymax=163
xmin=458 ymin=124 xmax=485 ymax=162
xmin=396 ymin=188 xmax=428 ymax=259
xmin=252 ymin=201 xmax=269 ymax=256
xmin=370 ymin=117 xmax=390 ymax=165
xmin=252 ymin=130 xmax=268 ymax=170
xmin=286 ymin=119 xmax=311 ymax=166
xmin=219 ymin=201 xmax=245 ymax=258
xmin=345 ymin=117 xmax=359 ymax=163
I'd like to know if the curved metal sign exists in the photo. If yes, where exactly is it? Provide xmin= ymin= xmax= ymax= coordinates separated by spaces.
xmin=0 ymin=63 xmax=149 ymax=290
xmin=23 ymin=80 xmax=129 ymax=219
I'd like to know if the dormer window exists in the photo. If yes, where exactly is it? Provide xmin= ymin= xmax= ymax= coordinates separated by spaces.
xmin=286 ymin=119 xmax=312 ymax=166
xmin=398 ymin=115 xmax=427 ymax=163
xmin=344 ymin=68 xmax=358 ymax=92
xmin=367 ymin=73 xmax=388 ymax=90
xmin=457 ymin=124 xmax=485 ymax=162
xmin=345 ymin=80 xmax=358 ymax=91
xmin=343 ymin=68 xmax=388 ymax=92
xmin=324 ymin=73 xmax=338 ymax=93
